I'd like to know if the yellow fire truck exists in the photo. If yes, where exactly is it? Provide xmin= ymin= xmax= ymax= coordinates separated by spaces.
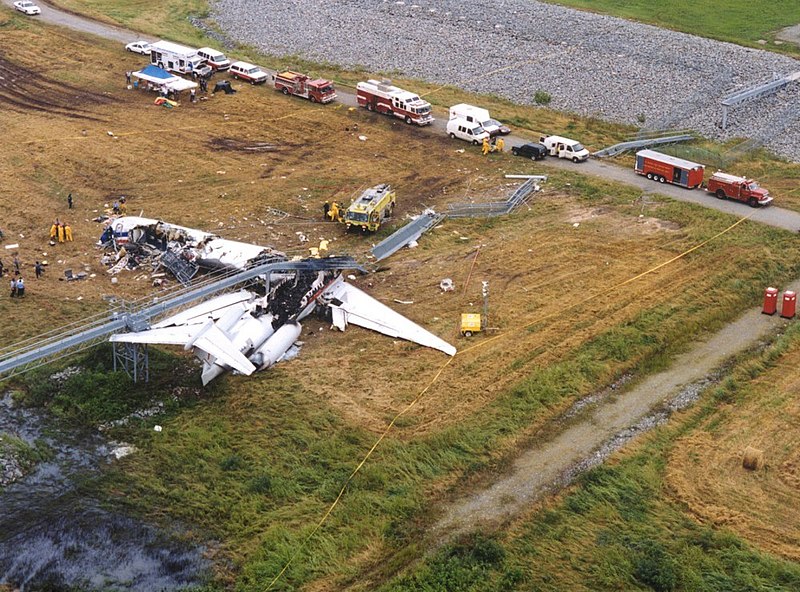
xmin=342 ymin=184 xmax=396 ymax=232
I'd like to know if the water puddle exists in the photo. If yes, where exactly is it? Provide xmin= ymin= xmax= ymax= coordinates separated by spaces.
xmin=0 ymin=393 xmax=210 ymax=591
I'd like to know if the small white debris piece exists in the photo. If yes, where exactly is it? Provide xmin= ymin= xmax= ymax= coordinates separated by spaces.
xmin=394 ymin=299 xmax=414 ymax=305
xmin=111 ymin=277 xmax=118 ymax=284
xmin=440 ymin=278 xmax=455 ymax=292
xmin=407 ymin=240 xmax=418 ymax=249
xmin=107 ymin=131 xmax=114 ymax=136
xmin=455 ymin=149 xmax=465 ymax=153
xmin=347 ymin=274 xmax=357 ymax=280
xmin=153 ymin=425 xmax=163 ymax=432
xmin=4 ymin=244 xmax=19 ymax=250
xmin=573 ymin=222 xmax=580 ymax=228
xmin=110 ymin=444 xmax=136 ymax=459
xmin=358 ymin=135 xmax=368 ymax=141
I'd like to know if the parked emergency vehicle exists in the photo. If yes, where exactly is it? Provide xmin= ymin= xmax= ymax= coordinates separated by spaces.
xmin=539 ymin=135 xmax=590 ymax=162
xmin=342 ymin=184 xmax=396 ymax=232
xmin=273 ymin=71 xmax=336 ymax=103
xmin=356 ymin=79 xmax=433 ymax=126
xmin=149 ymin=40 xmax=204 ymax=75
xmin=706 ymin=172 xmax=772 ymax=207
xmin=634 ymin=150 xmax=705 ymax=189
xmin=196 ymin=47 xmax=231 ymax=71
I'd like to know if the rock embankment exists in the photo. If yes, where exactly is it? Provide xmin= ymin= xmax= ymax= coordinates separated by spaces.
xmin=212 ymin=0 xmax=800 ymax=160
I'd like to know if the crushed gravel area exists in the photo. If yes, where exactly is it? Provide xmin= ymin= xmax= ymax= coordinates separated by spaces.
xmin=211 ymin=0 xmax=800 ymax=160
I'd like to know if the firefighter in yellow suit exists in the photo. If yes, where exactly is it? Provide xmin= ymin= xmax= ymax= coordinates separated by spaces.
xmin=482 ymin=137 xmax=491 ymax=156
xmin=65 ymin=224 xmax=73 ymax=242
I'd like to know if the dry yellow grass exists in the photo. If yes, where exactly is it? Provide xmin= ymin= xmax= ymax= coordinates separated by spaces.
xmin=666 ymin=350 xmax=800 ymax=560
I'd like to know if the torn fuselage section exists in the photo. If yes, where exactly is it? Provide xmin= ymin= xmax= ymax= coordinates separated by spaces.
xmin=99 ymin=216 xmax=286 ymax=284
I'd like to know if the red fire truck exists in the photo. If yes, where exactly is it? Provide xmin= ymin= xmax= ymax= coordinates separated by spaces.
xmin=634 ymin=149 xmax=705 ymax=189
xmin=273 ymin=71 xmax=337 ymax=103
xmin=706 ymin=172 xmax=772 ymax=207
xmin=356 ymin=79 xmax=434 ymax=126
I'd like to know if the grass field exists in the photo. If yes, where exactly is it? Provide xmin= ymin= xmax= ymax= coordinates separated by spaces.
xmin=545 ymin=0 xmax=800 ymax=54
xmin=379 ymin=324 xmax=800 ymax=591
xmin=3 ymin=5 xmax=800 ymax=592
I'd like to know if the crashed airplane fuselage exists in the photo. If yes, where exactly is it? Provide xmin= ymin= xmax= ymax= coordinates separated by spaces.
xmin=100 ymin=216 xmax=285 ymax=280
xmin=105 ymin=217 xmax=456 ymax=384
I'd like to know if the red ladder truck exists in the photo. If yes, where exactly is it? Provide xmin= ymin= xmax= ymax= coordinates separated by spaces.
xmin=273 ymin=71 xmax=337 ymax=103
xmin=356 ymin=79 xmax=434 ymax=126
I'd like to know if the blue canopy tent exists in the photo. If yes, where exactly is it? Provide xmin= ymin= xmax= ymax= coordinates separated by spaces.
xmin=132 ymin=65 xmax=197 ymax=93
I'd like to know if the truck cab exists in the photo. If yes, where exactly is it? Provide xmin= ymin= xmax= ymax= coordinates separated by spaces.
xmin=449 ymin=103 xmax=509 ymax=136
xmin=707 ymin=172 xmax=772 ymax=207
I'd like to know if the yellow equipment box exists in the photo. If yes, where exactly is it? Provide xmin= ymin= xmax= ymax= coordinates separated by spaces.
xmin=461 ymin=313 xmax=482 ymax=336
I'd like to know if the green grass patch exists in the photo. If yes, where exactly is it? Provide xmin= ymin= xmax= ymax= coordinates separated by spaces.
xmin=0 ymin=432 xmax=53 ymax=476
xmin=543 ymin=0 xmax=800 ymax=54
xmin=15 ymin=344 xmax=201 ymax=426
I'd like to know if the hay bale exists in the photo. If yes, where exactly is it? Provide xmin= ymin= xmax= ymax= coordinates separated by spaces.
xmin=742 ymin=446 xmax=765 ymax=471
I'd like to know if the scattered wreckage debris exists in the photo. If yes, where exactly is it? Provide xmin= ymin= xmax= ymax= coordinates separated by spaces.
xmin=100 ymin=216 xmax=455 ymax=384
xmin=98 ymin=216 xmax=285 ymax=286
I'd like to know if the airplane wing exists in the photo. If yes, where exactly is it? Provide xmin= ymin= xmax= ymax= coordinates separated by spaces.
xmin=151 ymin=291 xmax=253 ymax=328
xmin=109 ymin=326 xmax=197 ymax=345
xmin=324 ymin=280 xmax=456 ymax=356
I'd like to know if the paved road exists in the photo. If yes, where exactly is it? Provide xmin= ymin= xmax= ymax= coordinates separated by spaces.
xmin=2 ymin=0 xmax=148 ymax=44
xmin=8 ymin=0 xmax=800 ymax=233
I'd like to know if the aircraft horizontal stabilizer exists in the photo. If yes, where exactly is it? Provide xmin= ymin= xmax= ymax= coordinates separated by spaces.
xmin=111 ymin=318 xmax=256 ymax=377
xmin=325 ymin=280 xmax=456 ymax=356
xmin=189 ymin=323 xmax=256 ymax=376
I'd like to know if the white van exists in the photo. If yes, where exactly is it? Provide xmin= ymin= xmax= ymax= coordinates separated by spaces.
xmin=539 ymin=135 xmax=591 ymax=162
xmin=449 ymin=103 xmax=508 ymax=136
xmin=447 ymin=117 xmax=490 ymax=145
xmin=197 ymin=47 xmax=231 ymax=71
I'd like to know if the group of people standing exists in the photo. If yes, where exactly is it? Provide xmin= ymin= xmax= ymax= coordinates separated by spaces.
xmin=3 ymin=254 xmax=38 ymax=299
xmin=482 ymin=136 xmax=505 ymax=156
xmin=49 ymin=219 xmax=74 ymax=243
